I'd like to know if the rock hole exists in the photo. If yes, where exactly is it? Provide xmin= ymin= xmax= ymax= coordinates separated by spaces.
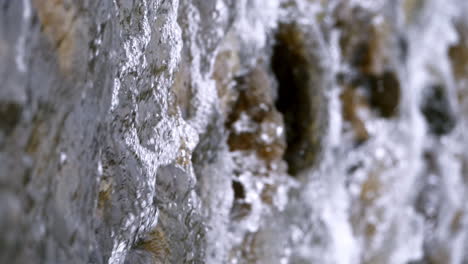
xmin=232 ymin=180 xmax=245 ymax=200
xmin=271 ymin=24 xmax=325 ymax=176
xmin=421 ymin=84 xmax=456 ymax=136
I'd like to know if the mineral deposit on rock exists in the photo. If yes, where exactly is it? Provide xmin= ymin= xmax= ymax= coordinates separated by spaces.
xmin=2 ymin=0 xmax=468 ymax=263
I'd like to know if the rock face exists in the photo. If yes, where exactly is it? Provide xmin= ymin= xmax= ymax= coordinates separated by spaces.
xmin=2 ymin=0 xmax=468 ymax=263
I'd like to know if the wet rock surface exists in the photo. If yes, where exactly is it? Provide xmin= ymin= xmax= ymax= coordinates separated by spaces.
xmin=2 ymin=0 xmax=468 ymax=264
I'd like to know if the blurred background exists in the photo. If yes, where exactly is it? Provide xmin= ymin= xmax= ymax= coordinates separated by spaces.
xmin=1 ymin=0 xmax=468 ymax=263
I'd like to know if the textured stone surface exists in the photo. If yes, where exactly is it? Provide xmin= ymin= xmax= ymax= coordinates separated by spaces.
xmin=2 ymin=0 xmax=468 ymax=264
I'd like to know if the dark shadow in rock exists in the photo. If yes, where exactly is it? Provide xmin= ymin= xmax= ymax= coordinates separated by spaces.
xmin=368 ymin=71 xmax=401 ymax=118
xmin=271 ymin=23 xmax=327 ymax=176
xmin=230 ymin=179 xmax=252 ymax=219
xmin=421 ymin=84 xmax=456 ymax=136
xmin=350 ymin=71 xmax=401 ymax=119
xmin=232 ymin=180 xmax=245 ymax=200
xmin=0 ymin=100 xmax=22 ymax=135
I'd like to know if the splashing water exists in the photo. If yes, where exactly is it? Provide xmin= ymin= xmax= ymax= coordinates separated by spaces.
xmin=2 ymin=0 xmax=468 ymax=263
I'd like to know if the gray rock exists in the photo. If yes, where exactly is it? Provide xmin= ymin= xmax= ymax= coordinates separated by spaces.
xmin=2 ymin=0 xmax=468 ymax=263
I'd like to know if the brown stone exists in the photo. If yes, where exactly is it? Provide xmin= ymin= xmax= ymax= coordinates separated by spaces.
xmin=33 ymin=0 xmax=79 ymax=74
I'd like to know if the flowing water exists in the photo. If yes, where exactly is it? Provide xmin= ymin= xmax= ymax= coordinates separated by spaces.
xmin=1 ymin=0 xmax=468 ymax=263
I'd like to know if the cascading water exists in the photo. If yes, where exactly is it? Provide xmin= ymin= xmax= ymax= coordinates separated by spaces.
xmin=1 ymin=0 xmax=468 ymax=263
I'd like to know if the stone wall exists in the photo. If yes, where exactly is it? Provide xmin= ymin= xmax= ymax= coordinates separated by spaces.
xmin=2 ymin=0 xmax=468 ymax=263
